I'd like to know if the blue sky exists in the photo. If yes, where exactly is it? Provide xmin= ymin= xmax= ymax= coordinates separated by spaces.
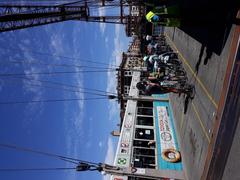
xmin=0 ymin=5 xmax=130 ymax=180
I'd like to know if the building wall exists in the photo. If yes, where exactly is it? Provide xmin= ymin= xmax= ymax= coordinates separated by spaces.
xmin=116 ymin=39 xmax=143 ymax=129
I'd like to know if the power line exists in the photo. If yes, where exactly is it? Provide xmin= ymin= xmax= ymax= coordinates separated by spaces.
xmin=29 ymin=76 xmax=116 ymax=94
xmin=9 ymin=76 xmax=117 ymax=95
xmin=0 ymin=143 xmax=99 ymax=166
xmin=0 ymin=69 xmax=117 ymax=77
xmin=0 ymin=167 xmax=76 ymax=172
xmin=16 ymin=81 xmax=110 ymax=97
xmin=0 ymin=97 xmax=108 ymax=105
xmin=0 ymin=47 xmax=119 ymax=68
xmin=0 ymin=59 xmax=114 ymax=70
xmin=4 ymin=77 xmax=116 ymax=97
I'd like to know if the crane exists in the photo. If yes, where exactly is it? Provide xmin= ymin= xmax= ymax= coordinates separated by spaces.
xmin=0 ymin=0 xmax=140 ymax=32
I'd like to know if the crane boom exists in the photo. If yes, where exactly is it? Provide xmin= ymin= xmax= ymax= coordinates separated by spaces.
xmin=0 ymin=0 xmax=130 ymax=32
xmin=0 ymin=5 xmax=88 ymax=32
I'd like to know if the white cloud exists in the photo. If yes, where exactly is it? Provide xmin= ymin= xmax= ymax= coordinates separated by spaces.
xmin=106 ymin=24 xmax=124 ymax=122
xmin=104 ymin=137 xmax=115 ymax=164
xmin=17 ymin=45 xmax=45 ymax=126
xmin=102 ymin=137 xmax=115 ymax=180
xmin=64 ymin=72 xmax=85 ymax=157
xmin=64 ymin=80 xmax=84 ymax=180
xmin=22 ymin=39 xmax=31 ymax=45
xmin=50 ymin=33 xmax=65 ymax=56
xmin=63 ymin=26 xmax=85 ymax=158
xmin=98 ymin=7 xmax=106 ymax=34
xmin=105 ymin=37 xmax=109 ymax=44
xmin=64 ymin=134 xmax=80 ymax=180
xmin=99 ymin=141 xmax=103 ymax=148
xmin=40 ymin=27 xmax=86 ymax=180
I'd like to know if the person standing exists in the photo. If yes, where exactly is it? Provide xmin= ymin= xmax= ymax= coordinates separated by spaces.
xmin=145 ymin=5 xmax=181 ymax=27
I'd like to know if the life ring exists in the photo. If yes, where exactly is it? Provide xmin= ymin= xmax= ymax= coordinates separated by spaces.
xmin=162 ymin=149 xmax=181 ymax=163
xmin=131 ymin=167 xmax=137 ymax=173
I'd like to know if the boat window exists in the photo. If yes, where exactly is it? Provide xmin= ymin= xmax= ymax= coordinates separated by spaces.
xmin=137 ymin=101 xmax=153 ymax=108
xmin=137 ymin=107 xmax=153 ymax=116
xmin=136 ymin=116 xmax=153 ymax=126
xmin=133 ymin=148 xmax=155 ymax=156
xmin=133 ymin=140 xmax=155 ymax=148
xmin=135 ymin=128 xmax=154 ymax=140
xmin=133 ymin=155 xmax=156 ymax=169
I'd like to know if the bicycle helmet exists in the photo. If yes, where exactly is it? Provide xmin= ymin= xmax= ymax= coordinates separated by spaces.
xmin=149 ymin=55 xmax=158 ymax=64
xmin=146 ymin=35 xmax=152 ymax=41
xmin=143 ymin=56 xmax=149 ymax=62
xmin=136 ymin=82 xmax=146 ymax=91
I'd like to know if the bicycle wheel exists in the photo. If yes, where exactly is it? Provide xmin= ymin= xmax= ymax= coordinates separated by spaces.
xmin=168 ymin=76 xmax=188 ymax=83
xmin=185 ymin=84 xmax=194 ymax=91
xmin=160 ymin=80 xmax=187 ymax=89
xmin=166 ymin=82 xmax=188 ymax=92
xmin=167 ymin=58 xmax=182 ymax=65
xmin=175 ymin=69 xmax=186 ymax=76
xmin=167 ymin=64 xmax=183 ymax=71
xmin=160 ymin=81 xmax=178 ymax=88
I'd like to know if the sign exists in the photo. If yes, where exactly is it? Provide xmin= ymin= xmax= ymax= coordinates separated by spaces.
xmin=120 ymin=143 xmax=129 ymax=148
xmin=157 ymin=106 xmax=176 ymax=151
xmin=131 ymin=6 xmax=139 ymax=16
xmin=135 ymin=168 xmax=146 ymax=175
xmin=119 ymin=115 xmax=134 ymax=156
xmin=153 ymin=99 xmax=183 ymax=171
xmin=117 ymin=158 xmax=127 ymax=165
xmin=120 ymin=148 xmax=128 ymax=154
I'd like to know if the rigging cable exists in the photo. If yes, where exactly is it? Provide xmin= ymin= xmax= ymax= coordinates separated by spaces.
xmin=0 ymin=143 xmax=99 ymax=166
xmin=0 ymin=47 xmax=119 ymax=68
xmin=7 ymin=76 xmax=117 ymax=95
xmin=0 ymin=59 xmax=114 ymax=69
xmin=0 ymin=142 xmax=101 ymax=172
xmin=3 ymin=78 xmax=116 ymax=97
xmin=0 ymin=97 xmax=108 ymax=105
xmin=0 ymin=167 xmax=76 ymax=172
xmin=0 ymin=69 xmax=117 ymax=77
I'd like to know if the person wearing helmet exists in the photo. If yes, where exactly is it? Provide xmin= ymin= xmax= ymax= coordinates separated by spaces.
xmin=145 ymin=4 xmax=181 ymax=27
xmin=149 ymin=54 xmax=158 ymax=64
xmin=147 ymin=41 xmax=159 ymax=54
xmin=146 ymin=11 xmax=181 ymax=27
xmin=143 ymin=55 xmax=154 ymax=72
xmin=146 ymin=35 xmax=153 ymax=41
xmin=143 ymin=55 xmax=149 ymax=66
xmin=136 ymin=80 xmax=169 ymax=95
xmin=143 ymin=56 xmax=149 ymax=62
xmin=136 ymin=81 xmax=147 ymax=92
xmin=136 ymin=79 xmax=192 ymax=95
xmin=146 ymin=11 xmax=160 ymax=23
